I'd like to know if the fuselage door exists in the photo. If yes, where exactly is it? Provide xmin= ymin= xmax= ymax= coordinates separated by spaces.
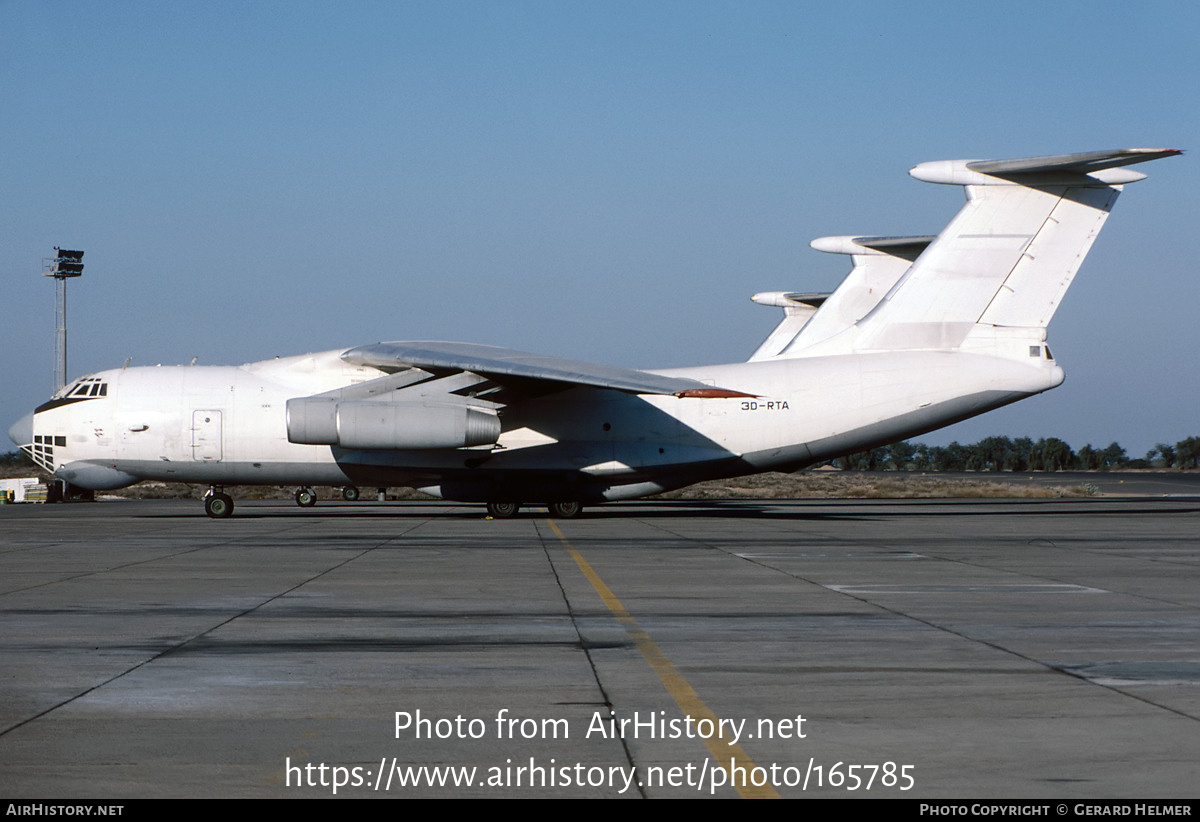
xmin=191 ymin=410 xmax=223 ymax=461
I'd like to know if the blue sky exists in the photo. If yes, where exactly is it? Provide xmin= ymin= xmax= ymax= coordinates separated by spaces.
xmin=3 ymin=1 xmax=1197 ymax=458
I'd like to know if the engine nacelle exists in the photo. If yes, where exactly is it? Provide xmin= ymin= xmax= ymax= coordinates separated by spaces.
xmin=287 ymin=398 xmax=500 ymax=450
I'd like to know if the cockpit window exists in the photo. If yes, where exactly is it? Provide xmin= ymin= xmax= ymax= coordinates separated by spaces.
xmin=66 ymin=378 xmax=108 ymax=397
xmin=37 ymin=377 xmax=109 ymax=413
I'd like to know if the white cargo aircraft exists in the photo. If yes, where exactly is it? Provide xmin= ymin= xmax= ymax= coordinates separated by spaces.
xmin=9 ymin=148 xmax=1179 ymax=518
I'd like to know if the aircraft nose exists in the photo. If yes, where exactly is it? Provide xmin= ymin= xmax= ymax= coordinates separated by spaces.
xmin=8 ymin=412 xmax=33 ymax=448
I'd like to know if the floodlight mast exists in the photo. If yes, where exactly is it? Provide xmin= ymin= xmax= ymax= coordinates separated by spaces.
xmin=42 ymin=248 xmax=84 ymax=392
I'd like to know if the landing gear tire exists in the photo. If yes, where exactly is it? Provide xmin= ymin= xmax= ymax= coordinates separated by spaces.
xmin=486 ymin=501 xmax=520 ymax=519
xmin=295 ymin=487 xmax=317 ymax=507
xmin=548 ymin=501 xmax=582 ymax=519
xmin=204 ymin=492 xmax=234 ymax=518
xmin=341 ymin=485 xmax=360 ymax=502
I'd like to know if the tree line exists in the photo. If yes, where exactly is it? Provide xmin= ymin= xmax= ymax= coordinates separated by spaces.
xmin=3 ymin=434 xmax=1199 ymax=475
xmin=832 ymin=435 xmax=1200 ymax=472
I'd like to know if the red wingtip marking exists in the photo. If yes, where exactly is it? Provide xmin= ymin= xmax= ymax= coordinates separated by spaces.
xmin=675 ymin=388 xmax=759 ymax=399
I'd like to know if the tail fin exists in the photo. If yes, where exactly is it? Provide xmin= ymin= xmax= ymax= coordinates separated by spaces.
xmin=746 ymin=291 xmax=828 ymax=360
xmin=781 ymin=148 xmax=1179 ymax=357
xmin=747 ymin=236 xmax=931 ymax=361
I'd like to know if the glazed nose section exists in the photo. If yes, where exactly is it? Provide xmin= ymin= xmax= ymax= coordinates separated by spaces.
xmin=8 ymin=413 xmax=34 ymax=448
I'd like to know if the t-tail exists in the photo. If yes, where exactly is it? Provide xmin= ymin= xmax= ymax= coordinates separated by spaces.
xmin=750 ymin=148 xmax=1181 ymax=361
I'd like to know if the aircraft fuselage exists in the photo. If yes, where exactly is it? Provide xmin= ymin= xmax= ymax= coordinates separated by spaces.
xmin=17 ymin=344 xmax=1061 ymax=504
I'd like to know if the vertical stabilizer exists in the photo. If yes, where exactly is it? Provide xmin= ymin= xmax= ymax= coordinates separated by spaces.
xmin=775 ymin=235 xmax=932 ymax=356
xmin=783 ymin=148 xmax=1180 ymax=357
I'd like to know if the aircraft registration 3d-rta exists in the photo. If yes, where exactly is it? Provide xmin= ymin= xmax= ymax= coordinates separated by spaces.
xmin=9 ymin=148 xmax=1180 ymax=518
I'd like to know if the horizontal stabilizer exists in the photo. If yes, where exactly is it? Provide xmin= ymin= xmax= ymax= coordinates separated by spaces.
xmin=912 ymin=148 xmax=1181 ymax=187
xmin=810 ymin=235 xmax=934 ymax=258
xmin=751 ymin=292 xmax=829 ymax=309
xmin=967 ymin=148 xmax=1181 ymax=176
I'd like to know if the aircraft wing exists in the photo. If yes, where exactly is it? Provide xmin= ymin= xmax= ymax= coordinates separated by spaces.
xmin=341 ymin=341 xmax=722 ymax=396
xmin=287 ymin=342 xmax=746 ymax=452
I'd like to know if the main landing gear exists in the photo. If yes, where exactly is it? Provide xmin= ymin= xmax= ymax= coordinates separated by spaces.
xmin=204 ymin=487 xmax=234 ymax=518
xmin=295 ymin=487 xmax=317 ymax=507
xmin=486 ymin=501 xmax=520 ymax=519
xmin=484 ymin=500 xmax=583 ymax=519
xmin=548 ymin=501 xmax=582 ymax=519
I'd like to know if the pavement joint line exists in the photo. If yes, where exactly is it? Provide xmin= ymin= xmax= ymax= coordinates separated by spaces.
xmin=535 ymin=517 xmax=646 ymax=798
xmin=636 ymin=515 xmax=1200 ymax=727
xmin=546 ymin=519 xmax=780 ymax=799
xmin=0 ymin=514 xmax=433 ymax=739
xmin=0 ymin=519 xmax=316 ymax=598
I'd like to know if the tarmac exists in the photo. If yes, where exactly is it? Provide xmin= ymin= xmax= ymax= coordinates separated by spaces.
xmin=2 ymin=491 xmax=1198 ymax=798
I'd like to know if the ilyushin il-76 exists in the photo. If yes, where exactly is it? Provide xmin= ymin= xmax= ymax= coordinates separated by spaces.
xmin=9 ymin=148 xmax=1179 ymax=517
